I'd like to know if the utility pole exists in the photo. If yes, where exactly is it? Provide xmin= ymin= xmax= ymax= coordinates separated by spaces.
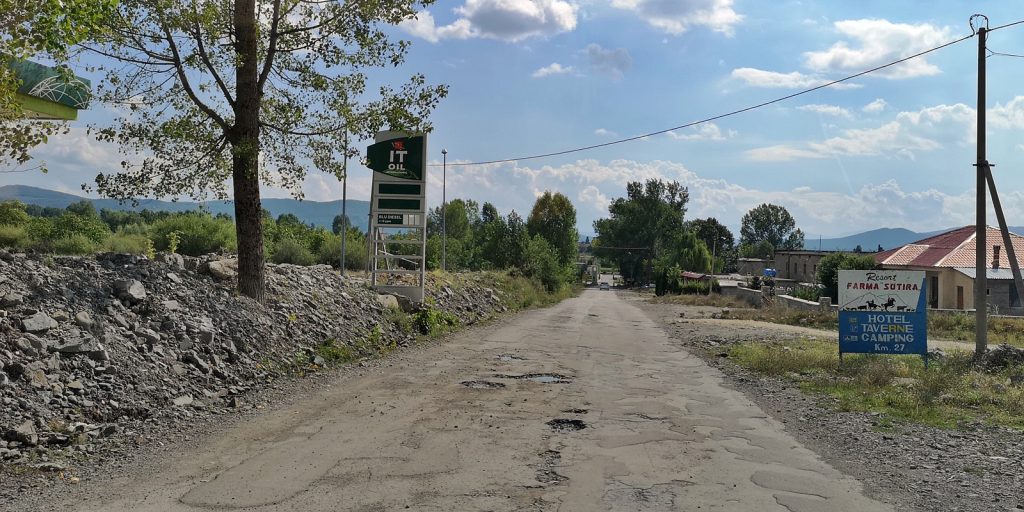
xmin=340 ymin=131 xmax=348 ymax=277
xmin=974 ymin=21 xmax=988 ymax=359
xmin=441 ymin=148 xmax=447 ymax=272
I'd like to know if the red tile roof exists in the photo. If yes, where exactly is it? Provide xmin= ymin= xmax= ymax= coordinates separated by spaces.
xmin=876 ymin=226 xmax=1024 ymax=269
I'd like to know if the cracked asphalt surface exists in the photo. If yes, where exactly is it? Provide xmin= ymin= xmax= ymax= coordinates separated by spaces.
xmin=52 ymin=288 xmax=893 ymax=511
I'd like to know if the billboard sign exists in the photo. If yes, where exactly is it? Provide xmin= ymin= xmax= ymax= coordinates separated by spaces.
xmin=839 ymin=270 xmax=927 ymax=356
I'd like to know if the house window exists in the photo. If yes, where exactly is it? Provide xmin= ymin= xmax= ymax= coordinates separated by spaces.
xmin=803 ymin=264 xmax=807 ymax=275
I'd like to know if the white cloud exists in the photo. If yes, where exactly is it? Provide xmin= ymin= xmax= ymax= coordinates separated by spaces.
xmin=730 ymin=67 xmax=861 ymax=89
xmin=746 ymin=101 xmax=988 ymax=162
xmin=797 ymin=104 xmax=852 ymax=118
xmin=594 ymin=128 xmax=616 ymax=137
xmin=863 ymin=98 xmax=888 ymax=113
xmin=666 ymin=123 xmax=732 ymax=141
xmin=803 ymin=19 xmax=953 ymax=79
xmin=611 ymin=0 xmax=742 ymax=36
xmin=585 ymin=43 xmax=632 ymax=79
xmin=398 ymin=11 xmax=473 ymax=43
xmin=578 ymin=185 xmax=609 ymax=212
xmin=532 ymin=62 xmax=574 ymax=78
xmin=401 ymin=1 xmax=578 ymax=43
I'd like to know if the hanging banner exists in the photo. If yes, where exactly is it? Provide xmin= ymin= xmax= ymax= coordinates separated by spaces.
xmin=839 ymin=270 xmax=928 ymax=356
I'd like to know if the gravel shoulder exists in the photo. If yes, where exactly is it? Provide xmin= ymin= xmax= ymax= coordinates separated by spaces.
xmin=635 ymin=293 xmax=1024 ymax=512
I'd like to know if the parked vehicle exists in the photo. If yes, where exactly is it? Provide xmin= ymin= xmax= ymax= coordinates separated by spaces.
xmin=599 ymin=282 xmax=610 ymax=290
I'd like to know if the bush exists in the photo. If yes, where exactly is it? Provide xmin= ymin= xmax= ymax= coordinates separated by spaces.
xmin=0 ymin=201 xmax=30 ymax=226
xmin=0 ymin=225 xmax=29 ymax=248
xmin=792 ymin=284 xmax=824 ymax=302
xmin=271 ymin=237 xmax=315 ymax=266
xmin=150 ymin=213 xmax=236 ymax=256
xmin=50 ymin=212 xmax=111 ymax=244
xmin=316 ymin=232 xmax=367 ymax=270
xmin=103 ymin=232 xmax=152 ymax=255
xmin=49 ymin=235 xmax=99 ymax=255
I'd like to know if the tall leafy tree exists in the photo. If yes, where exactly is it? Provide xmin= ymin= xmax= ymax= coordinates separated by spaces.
xmin=86 ymin=0 xmax=447 ymax=300
xmin=593 ymin=179 xmax=688 ymax=281
xmin=0 ymin=0 xmax=115 ymax=169
xmin=526 ymin=191 xmax=578 ymax=267
xmin=739 ymin=203 xmax=804 ymax=255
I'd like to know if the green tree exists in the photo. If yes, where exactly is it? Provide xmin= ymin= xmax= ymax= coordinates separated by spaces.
xmin=481 ymin=202 xmax=499 ymax=225
xmin=0 ymin=201 xmax=30 ymax=225
xmin=0 ymin=0 xmax=115 ymax=169
xmin=86 ymin=0 xmax=447 ymax=300
xmin=816 ymin=253 xmax=879 ymax=302
xmin=593 ymin=179 xmax=688 ymax=281
xmin=687 ymin=217 xmax=736 ymax=272
xmin=65 ymin=200 xmax=98 ymax=218
xmin=739 ymin=203 xmax=804 ymax=253
xmin=332 ymin=214 xmax=350 ymax=235
xmin=527 ymin=191 xmax=578 ymax=267
xmin=739 ymin=240 xmax=775 ymax=260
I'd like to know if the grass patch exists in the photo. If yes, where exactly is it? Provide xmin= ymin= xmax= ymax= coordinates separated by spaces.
xmin=314 ymin=338 xmax=357 ymax=364
xmin=650 ymin=294 xmax=744 ymax=308
xmin=729 ymin=338 xmax=1024 ymax=430
xmin=497 ymin=273 xmax=580 ymax=310
xmin=724 ymin=306 xmax=839 ymax=331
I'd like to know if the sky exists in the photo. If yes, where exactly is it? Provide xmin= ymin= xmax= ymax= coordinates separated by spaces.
xmin=5 ymin=0 xmax=1024 ymax=238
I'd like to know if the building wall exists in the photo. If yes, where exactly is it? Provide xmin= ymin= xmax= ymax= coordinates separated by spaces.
xmin=773 ymin=251 xmax=829 ymax=283
xmin=737 ymin=258 xmax=771 ymax=276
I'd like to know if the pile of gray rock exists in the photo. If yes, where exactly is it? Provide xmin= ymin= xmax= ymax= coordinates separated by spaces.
xmin=0 ymin=250 xmax=507 ymax=471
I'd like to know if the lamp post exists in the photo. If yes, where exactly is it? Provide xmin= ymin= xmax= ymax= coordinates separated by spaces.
xmin=441 ymin=148 xmax=447 ymax=272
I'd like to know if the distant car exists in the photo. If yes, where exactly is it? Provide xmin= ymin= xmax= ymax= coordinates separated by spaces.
xmin=599 ymin=282 xmax=610 ymax=290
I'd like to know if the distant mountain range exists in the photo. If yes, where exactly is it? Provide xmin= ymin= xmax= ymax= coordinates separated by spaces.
xmin=810 ymin=226 xmax=1024 ymax=252
xmin=0 ymin=185 xmax=371 ymax=232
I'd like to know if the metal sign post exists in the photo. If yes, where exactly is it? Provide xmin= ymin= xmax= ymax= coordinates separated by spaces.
xmin=365 ymin=131 xmax=428 ymax=302
xmin=839 ymin=270 xmax=929 ymax=366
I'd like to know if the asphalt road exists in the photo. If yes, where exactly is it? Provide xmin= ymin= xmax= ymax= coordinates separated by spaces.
xmin=59 ymin=289 xmax=892 ymax=511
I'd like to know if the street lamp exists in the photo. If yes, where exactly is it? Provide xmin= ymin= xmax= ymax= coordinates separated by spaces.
xmin=441 ymin=148 xmax=447 ymax=272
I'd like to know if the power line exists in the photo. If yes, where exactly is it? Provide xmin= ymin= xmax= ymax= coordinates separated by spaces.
xmin=987 ymin=48 xmax=1024 ymax=58
xmin=433 ymin=26 xmax=994 ymax=169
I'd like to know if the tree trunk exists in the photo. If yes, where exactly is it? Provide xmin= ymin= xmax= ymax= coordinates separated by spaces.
xmin=232 ymin=0 xmax=265 ymax=301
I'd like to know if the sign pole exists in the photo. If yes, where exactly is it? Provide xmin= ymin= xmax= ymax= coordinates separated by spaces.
xmin=442 ymin=148 xmax=447 ymax=272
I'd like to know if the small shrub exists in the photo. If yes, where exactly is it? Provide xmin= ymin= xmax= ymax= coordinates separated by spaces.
xmin=386 ymin=308 xmax=414 ymax=335
xmin=271 ymin=237 xmax=315 ymax=266
xmin=314 ymin=339 xmax=356 ymax=364
xmin=414 ymin=307 xmax=460 ymax=336
xmin=0 ymin=225 xmax=29 ymax=248
xmin=49 ymin=235 xmax=99 ymax=255
xmin=103 ymin=232 xmax=151 ymax=255
xmin=150 ymin=213 xmax=236 ymax=256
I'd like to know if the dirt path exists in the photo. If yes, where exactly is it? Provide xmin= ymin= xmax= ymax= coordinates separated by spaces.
xmin=27 ymin=289 xmax=895 ymax=511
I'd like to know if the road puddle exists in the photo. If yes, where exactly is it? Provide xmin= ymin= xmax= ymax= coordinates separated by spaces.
xmin=547 ymin=418 xmax=587 ymax=432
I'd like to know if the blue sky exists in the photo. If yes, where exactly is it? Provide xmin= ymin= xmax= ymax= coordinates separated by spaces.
xmin=6 ymin=0 xmax=1024 ymax=238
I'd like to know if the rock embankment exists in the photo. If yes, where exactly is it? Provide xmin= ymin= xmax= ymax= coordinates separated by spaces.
xmin=0 ymin=250 xmax=507 ymax=476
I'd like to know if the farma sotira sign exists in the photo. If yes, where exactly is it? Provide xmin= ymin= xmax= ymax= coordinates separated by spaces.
xmin=839 ymin=270 xmax=927 ymax=356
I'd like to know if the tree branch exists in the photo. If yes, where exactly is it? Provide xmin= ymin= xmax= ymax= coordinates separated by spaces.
xmin=192 ymin=1 xmax=236 ymax=107
xmin=257 ymin=0 xmax=282 ymax=95
xmin=162 ymin=24 xmax=229 ymax=131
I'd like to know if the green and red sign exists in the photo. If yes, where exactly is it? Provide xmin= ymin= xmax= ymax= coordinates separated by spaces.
xmin=366 ymin=136 xmax=425 ymax=181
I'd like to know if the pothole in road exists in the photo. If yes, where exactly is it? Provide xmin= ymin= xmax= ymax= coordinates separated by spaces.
xmin=495 ymin=373 xmax=573 ymax=384
xmin=562 ymin=408 xmax=589 ymax=414
xmin=496 ymin=354 xmax=525 ymax=362
xmin=535 ymin=450 xmax=568 ymax=485
xmin=461 ymin=380 xmax=506 ymax=389
xmin=547 ymin=418 xmax=587 ymax=432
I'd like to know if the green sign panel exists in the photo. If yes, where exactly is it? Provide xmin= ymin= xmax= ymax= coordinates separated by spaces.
xmin=379 ymin=183 xmax=421 ymax=195
xmin=377 ymin=213 xmax=404 ymax=225
xmin=378 ymin=198 xmax=421 ymax=210
xmin=366 ymin=136 xmax=425 ymax=181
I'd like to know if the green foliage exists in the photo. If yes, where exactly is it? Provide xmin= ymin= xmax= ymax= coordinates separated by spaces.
xmin=102 ymin=232 xmax=151 ymax=255
xmin=317 ymin=231 xmax=368 ymax=270
xmin=314 ymin=339 xmax=357 ymax=365
xmin=730 ymin=339 xmax=1024 ymax=429
xmin=816 ymin=252 xmax=879 ymax=302
xmin=414 ymin=307 xmax=460 ymax=337
xmin=593 ymin=179 xmax=689 ymax=282
xmin=791 ymin=284 xmax=825 ymax=302
xmin=49 ymin=234 xmax=98 ymax=255
xmin=50 ymin=212 xmax=111 ymax=243
xmin=520 ymin=234 xmax=569 ymax=292
xmin=739 ymin=240 xmax=775 ymax=259
xmin=527 ymin=191 xmax=578 ymax=266
xmin=0 ymin=201 xmax=30 ymax=226
xmin=0 ymin=225 xmax=29 ymax=248
xmin=65 ymin=200 xmax=98 ymax=218
xmin=150 ymin=213 xmax=236 ymax=256
xmin=739 ymin=203 xmax=804 ymax=251
xmin=167 ymin=230 xmax=182 ymax=254
xmin=271 ymin=237 xmax=316 ymax=266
